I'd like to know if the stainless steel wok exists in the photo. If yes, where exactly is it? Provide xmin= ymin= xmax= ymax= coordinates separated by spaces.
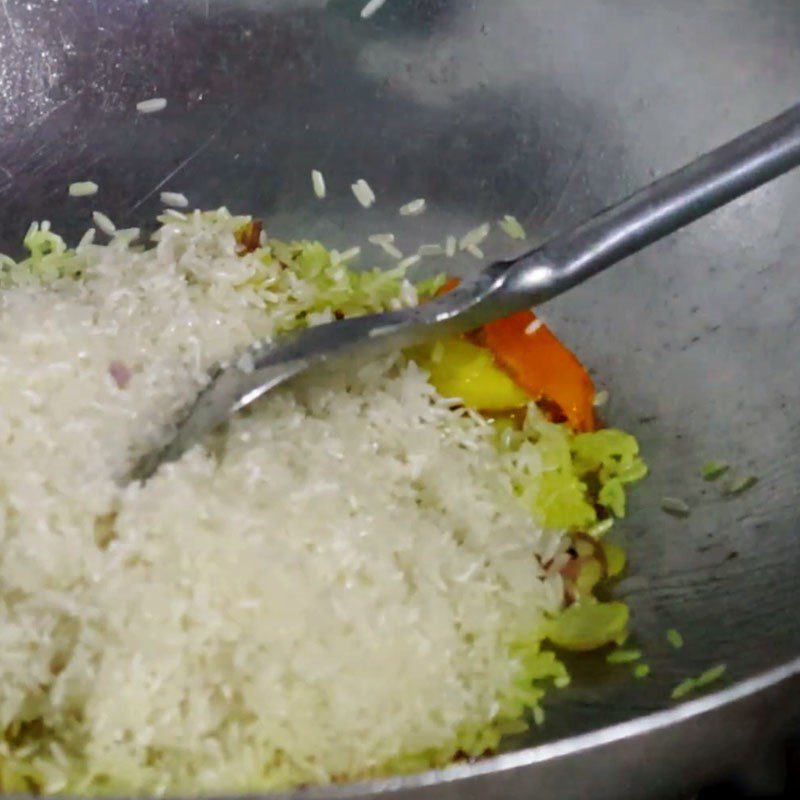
xmin=1 ymin=1 xmax=798 ymax=798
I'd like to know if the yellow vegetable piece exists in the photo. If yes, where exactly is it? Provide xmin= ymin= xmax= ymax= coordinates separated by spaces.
xmin=410 ymin=337 xmax=529 ymax=411
xmin=546 ymin=601 xmax=629 ymax=651
xmin=602 ymin=541 xmax=627 ymax=578
xmin=574 ymin=558 xmax=604 ymax=597
xmin=535 ymin=471 xmax=596 ymax=530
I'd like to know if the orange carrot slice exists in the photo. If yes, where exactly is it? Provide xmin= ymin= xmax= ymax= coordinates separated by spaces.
xmin=479 ymin=310 xmax=596 ymax=432
xmin=435 ymin=277 xmax=596 ymax=431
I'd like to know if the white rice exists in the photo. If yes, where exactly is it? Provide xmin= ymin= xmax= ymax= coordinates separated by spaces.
xmin=499 ymin=214 xmax=526 ymax=240
xmin=397 ymin=254 xmax=421 ymax=270
xmin=113 ymin=227 xmax=141 ymax=244
xmin=445 ymin=235 xmax=457 ymax=258
xmin=136 ymin=97 xmax=167 ymax=114
xmin=91 ymin=210 xmax=116 ymax=235
xmin=418 ymin=244 xmax=444 ymax=257
xmin=593 ymin=389 xmax=609 ymax=408
xmin=524 ymin=318 xmax=544 ymax=336
xmin=68 ymin=181 xmax=99 ymax=198
xmin=360 ymin=0 xmax=387 ymax=18
xmin=351 ymin=178 xmax=376 ymax=208
xmin=162 ymin=208 xmax=188 ymax=221
xmin=0 ymin=211 xmax=568 ymax=794
xmin=368 ymin=233 xmax=403 ymax=259
xmin=466 ymin=244 xmax=484 ymax=259
xmin=331 ymin=246 xmax=361 ymax=264
xmin=368 ymin=233 xmax=395 ymax=245
xmin=459 ymin=222 xmax=490 ymax=251
xmin=399 ymin=198 xmax=426 ymax=217
xmin=160 ymin=191 xmax=189 ymax=208
xmin=77 ymin=228 xmax=96 ymax=249
xmin=661 ymin=497 xmax=691 ymax=516
xmin=312 ymin=169 xmax=326 ymax=199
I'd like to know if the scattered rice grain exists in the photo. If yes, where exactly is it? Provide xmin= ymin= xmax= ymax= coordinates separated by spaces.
xmin=399 ymin=198 xmax=426 ymax=217
xmin=160 ymin=192 xmax=189 ymax=208
xmin=499 ymin=214 xmax=526 ymax=240
xmin=136 ymin=97 xmax=167 ymax=114
xmin=335 ymin=246 xmax=361 ymax=264
xmin=368 ymin=234 xmax=403 ymax=259
xmin=312 ymin=169 xmax=326 ymax=199
xmin=398 ymin=254 xmax=421 ymax=270
xmin=92 ymin=211 xmax=116 ymax=236
xmin=351 ymin=179 xmax=376 ymax=208
xmin=660 ymin=497 xmax=690 ymax=517
xmin=593 ymin=390 xmax=609 ymax=408
xmin=360 ymin=0 xmax=387 ymax=19
xmin=459 ymin=222 xmax=490 ymax=250
xmin=417 ymin=244 xmax=444 ymax=257
xmin=524 ymin=318 xmax=543 ymax=336
xmin=68 ymin=181 xmax=98 ymax=198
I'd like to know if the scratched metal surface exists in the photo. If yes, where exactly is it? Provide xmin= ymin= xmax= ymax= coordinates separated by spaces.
xmin=1 ymin=1 xmax=799 ymax=798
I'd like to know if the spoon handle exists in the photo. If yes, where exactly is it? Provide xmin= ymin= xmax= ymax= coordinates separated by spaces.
xmin=499 ymin=103 xmax=800 ymax=305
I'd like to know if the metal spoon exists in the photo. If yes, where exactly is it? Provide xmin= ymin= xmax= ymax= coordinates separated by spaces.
xmin=131 ymin=102 xmax=800 ymax=482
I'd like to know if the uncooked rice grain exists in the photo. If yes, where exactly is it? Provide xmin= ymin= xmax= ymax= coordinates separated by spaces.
xmin=312 ymin=169 xmax=326 ymax=199
xmin=499 ymin=214 xmax=526 ymax=240
xmin=136 ymin=97 xmax=168 ymax=114
xmin=369 ymin=234 xmax=403 ymax=259
xmin=351 ymin=179 xmax=376 ymax=208
xmin=418 ymin=244 xmax=444 ymax=257
xmin=524 ymin=318 xmax=543 ymax=335
xmin=68 ymin=181 xmax=99 ymax=198
xmin=593 ymin=389 xmax=609 ymax=407
xmin=91 ymin=210 xmax=116 ymax=235
xmin=361 ymin=0 xmax=387 ymax=18
xmin=398 ymin=254 xmax=421 ymax=270
xmin=661 ymin=497 xmax=691 ymax=517
xmin=399 ymin=198 xmax=426 ymax=217
xmin=459 ymin=223 xmax=490 ymax=250
xmin=160 ymin=191 xmax=190 ymax=208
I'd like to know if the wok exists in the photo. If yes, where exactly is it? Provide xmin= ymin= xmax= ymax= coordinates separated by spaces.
xmin=0 ymin=1 xmax=798 ymax=798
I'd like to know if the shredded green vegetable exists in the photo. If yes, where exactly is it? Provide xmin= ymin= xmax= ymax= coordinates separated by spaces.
xmin=671 ymin=677 xmax=697 ymax=699
xmin=666 ymin=628 xmax=684 ymax=649
xmin=696 ymin=664 xmax=727 ymax=687
xmin=633 ymin=663 xmax=650 ymax=679
xmin=724 ymin=474 xmax=758 ymax=496
xmin=671 ymin=664 xmax=727 ymax=700
xmin=701 ymin=460 xmax=729 ymax=480
xmin=606 ymin=648 xmax=642 ymax=664
xmin=514 ymin=416 xmax=647 ymax=531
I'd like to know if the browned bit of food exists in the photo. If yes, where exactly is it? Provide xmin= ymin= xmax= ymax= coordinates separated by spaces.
xmin=235 ymin=219 xmax=263 ymax=254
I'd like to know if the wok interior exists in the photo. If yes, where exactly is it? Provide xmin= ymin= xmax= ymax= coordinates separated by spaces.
xmin=1 ymin=0 xmax=799 ymax=776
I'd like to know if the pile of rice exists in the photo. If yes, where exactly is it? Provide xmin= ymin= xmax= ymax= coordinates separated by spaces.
xmin=0 ymin=211 xmax=575 ymax=795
